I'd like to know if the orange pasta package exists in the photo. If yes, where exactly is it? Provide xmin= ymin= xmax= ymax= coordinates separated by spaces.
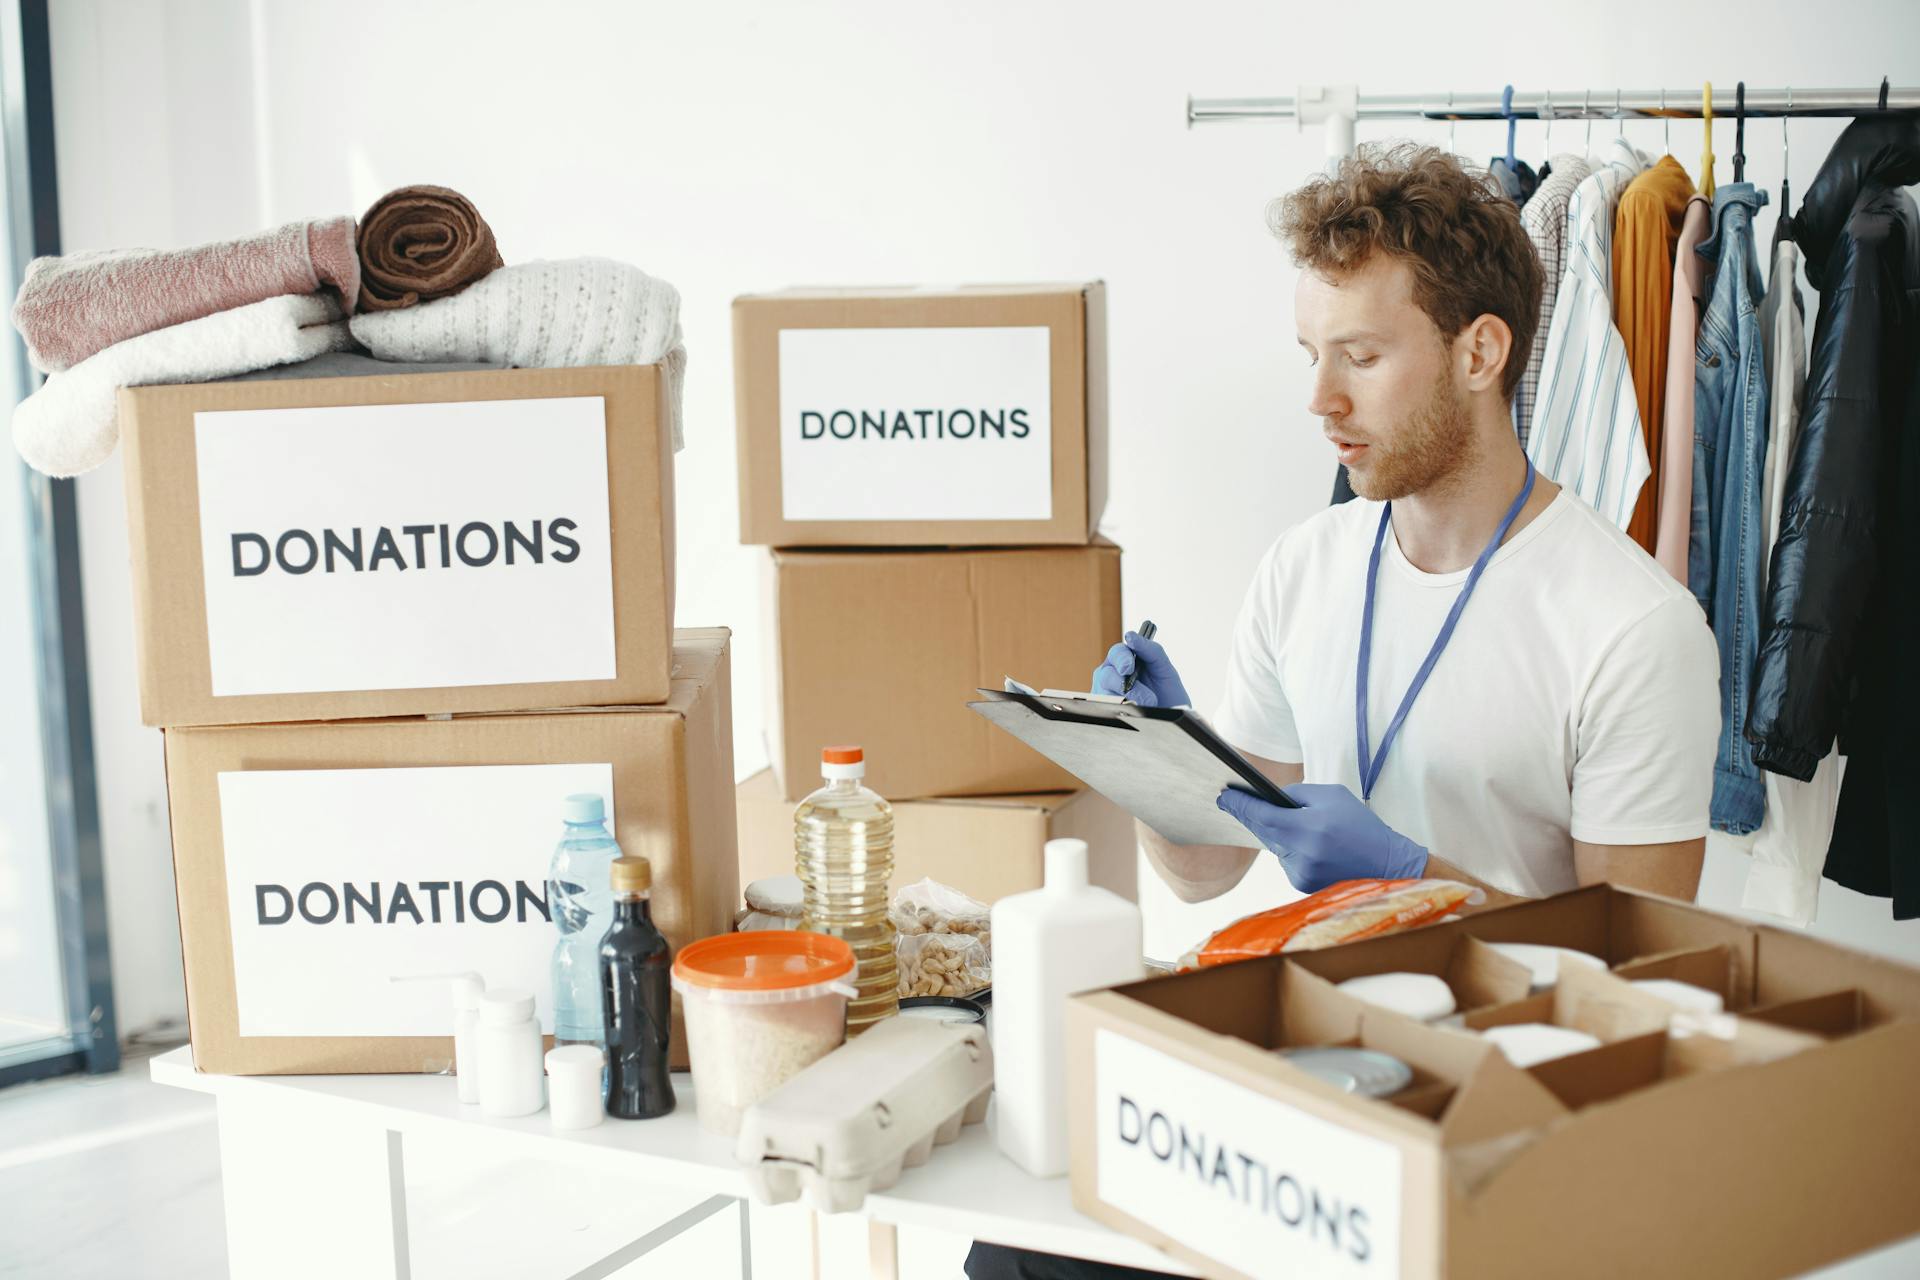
xmin=1178 ymin=878 xmax=1481 ymax=970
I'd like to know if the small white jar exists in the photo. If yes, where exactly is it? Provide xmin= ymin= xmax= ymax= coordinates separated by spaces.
xmin=476 ymin=988 xmax=545 ymax=1118
xmin=545 ymin=1045 xmax=606 ymax=1131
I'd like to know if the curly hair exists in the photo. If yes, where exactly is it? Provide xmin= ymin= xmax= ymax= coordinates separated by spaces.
xmin=1268 ymin=143 xmax=1544 ymax=403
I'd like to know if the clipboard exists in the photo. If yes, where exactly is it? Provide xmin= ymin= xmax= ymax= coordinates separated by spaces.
xmin=966 ymin=688 xmax=1298 ymax=848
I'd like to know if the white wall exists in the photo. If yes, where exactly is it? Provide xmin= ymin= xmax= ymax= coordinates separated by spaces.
xmin=46 ymin=0 xmax=1920 ymax=1034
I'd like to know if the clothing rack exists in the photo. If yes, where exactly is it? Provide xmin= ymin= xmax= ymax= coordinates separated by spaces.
xmin=1187 ymin=84 xmax=1918 ymax=162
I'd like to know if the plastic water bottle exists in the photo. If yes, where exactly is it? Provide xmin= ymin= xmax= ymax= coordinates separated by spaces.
xmin=795 ymin=745 xmax=899 ymax=1036
xmin=548 ymin=793 xmax=622 ymax=1047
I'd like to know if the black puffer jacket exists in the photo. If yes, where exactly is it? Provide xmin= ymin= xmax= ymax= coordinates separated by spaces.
xmin=1746 ymin=114 xmax=1920 ymax=916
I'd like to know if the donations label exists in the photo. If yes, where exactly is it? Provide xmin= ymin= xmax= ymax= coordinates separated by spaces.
xmin=219 ymin=762 xmax=614 ymax=1037
xmin=194 ymin=395 xmax=616 ymax=697
xmin=1092 ymin=1029 xmax=1403 ymax=1280
xmin=777 ymin=325 xmax=1053 ymax=522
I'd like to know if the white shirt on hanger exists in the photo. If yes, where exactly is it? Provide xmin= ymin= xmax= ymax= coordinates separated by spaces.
xmin=1741 ymin=234 xmax=1844 ymax=927
xmin=1525 ymin=138 xmax=1653 ymax=530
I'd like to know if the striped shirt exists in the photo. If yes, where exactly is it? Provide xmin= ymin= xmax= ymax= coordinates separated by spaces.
xmin=1514 ymin=153 xmax=1593 ymax=447
xmin=1525 ymin=139 xmax=1652 ymax=530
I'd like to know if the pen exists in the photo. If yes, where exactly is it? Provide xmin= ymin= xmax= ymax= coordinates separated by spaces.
xmin=1122 ymin=620 xmax=1157 ymax=694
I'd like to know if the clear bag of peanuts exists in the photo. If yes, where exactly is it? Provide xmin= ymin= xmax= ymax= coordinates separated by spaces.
xmin=890 ymin=879 xmax=992 ymax=998
xmin=896 ymin=932 xmax=991 ymax=998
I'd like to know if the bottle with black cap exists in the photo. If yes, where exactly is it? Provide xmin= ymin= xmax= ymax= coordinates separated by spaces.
xmin=599 ymin=854 xmax=676 ymax=1119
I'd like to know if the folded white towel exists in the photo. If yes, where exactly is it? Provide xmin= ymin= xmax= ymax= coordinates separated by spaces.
xmin=349 ymin=258 xmax=686 ymax=450
xmin=12 ymin=293 xmax=351 ymax=477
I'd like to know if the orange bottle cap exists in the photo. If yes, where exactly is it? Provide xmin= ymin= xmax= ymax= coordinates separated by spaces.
xmin=821 ymin=745 xmax=863 ymax=765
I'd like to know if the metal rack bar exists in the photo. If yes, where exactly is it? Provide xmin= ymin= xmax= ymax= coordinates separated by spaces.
xmin=1188 ymin=85 xmax=1919 ymax=127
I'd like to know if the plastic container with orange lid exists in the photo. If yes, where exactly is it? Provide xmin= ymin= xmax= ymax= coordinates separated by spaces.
xmin=671 ymin=930 xmax=858 ymax=1135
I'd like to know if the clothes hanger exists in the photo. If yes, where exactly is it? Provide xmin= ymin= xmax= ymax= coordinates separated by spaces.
xmin=1881 ymin=76 xmax=1891 ymax=111
xmin=1733 ymin=82 xmax=1746 ymax=184
xmin=1502 ymin=84 xmax=1517 ymax=169
xmin=1776 ymin=86 xmax=1795 ymax=243
xmin=1584 ymin=89 xmax=1594 ymax=152
xmin=1700 ymin=82 xmax=1715 ymax=196
xmin=1538 ymin=91 xmax=1554 ymax=180
xmin=1661 ymin=86 xmax=1671 ymax=156
xmin=1447 ymin=90 xmax=1457 ymax=156
xmin=1615 ymin=89 xmax=1625 ymax=140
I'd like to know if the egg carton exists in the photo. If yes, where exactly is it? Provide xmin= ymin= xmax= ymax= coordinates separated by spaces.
xmin=735 ymin=1016 xmax=994 ymax=1214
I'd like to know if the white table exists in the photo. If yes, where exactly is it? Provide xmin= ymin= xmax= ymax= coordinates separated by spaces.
xmin=150 ymin=1046 xmax=1193 ymax=1279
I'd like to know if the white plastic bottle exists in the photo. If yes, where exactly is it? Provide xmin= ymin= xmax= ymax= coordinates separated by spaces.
xmin=451 ymin=973 xmax=486 ymax=1104
xmin=389 ymin=970 xmax=486 ymax=1104
xmin=476 ymin=988 xmax=545 ymax=1118
xmin=990 ymin=838 xmax=1143 ymax=1176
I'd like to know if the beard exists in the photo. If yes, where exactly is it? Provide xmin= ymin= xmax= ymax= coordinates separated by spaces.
xmin=1342 ymin=372 xmax=1477 ymax=502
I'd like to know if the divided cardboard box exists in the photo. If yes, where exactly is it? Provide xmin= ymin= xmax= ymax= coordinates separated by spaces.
xmin=736 ymin=767 xmax=1137 ymax=905
xmin=163 ymin=630 xmax=737 ymax=1076
xmin=733 ymin=283 xmax=1107 ymax=547
xmin=763 ymin=540 xmax=1122 ymax=800
xmin=1069 ymin=885 xmax=1920 ymax=1280
xmin=122 ymin=363 xmax=676 ymax=727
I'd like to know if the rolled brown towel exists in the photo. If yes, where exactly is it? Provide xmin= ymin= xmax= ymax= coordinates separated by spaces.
xmin=356 ymin=184 xmax=503 ymax=312
xmin=10 ymin=217 xmax=359 ymax=374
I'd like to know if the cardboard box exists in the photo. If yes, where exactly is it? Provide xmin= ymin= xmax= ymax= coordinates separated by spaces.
xmin=123 ymin=364 xmax=676 ymax=727
xmin=163 ymin=629 xmax=736 ymax=1076
xmin=1068 ymin=885 xmax=1920 ymax=1279
xmin=764 ymin=541 xmax=1122 ymax=801
xmin=733 ymin=283 xmax=1107 ymax=546
xmin=735 ymin=767 xmax=1137 ymax=906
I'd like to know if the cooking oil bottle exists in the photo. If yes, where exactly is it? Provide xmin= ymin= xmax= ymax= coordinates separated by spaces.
xmin=794 ymin=745 xmax=898 ymax=1035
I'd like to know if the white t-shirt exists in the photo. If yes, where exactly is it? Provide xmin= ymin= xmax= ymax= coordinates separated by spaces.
xmin=1212 ymin=489 xmax=1720 ymax=898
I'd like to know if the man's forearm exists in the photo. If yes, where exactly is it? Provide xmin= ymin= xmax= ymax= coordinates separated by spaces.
xmin=1421 ymin=852 xmax=1526 ymax=911
xmin=1136 ymin=818 xmax=1261 ymax=903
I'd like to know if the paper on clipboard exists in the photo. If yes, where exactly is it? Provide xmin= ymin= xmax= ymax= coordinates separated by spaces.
xmin=967 ymin=685 xmax=1295 ymax=848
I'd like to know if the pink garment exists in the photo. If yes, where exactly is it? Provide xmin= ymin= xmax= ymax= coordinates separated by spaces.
xmin=1653 ymin=197 xmax=1713 ymax=583
xmin=10 ymin=217 xmax=359 ymax=373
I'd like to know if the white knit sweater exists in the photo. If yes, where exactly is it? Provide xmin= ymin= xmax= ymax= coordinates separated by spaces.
xmin=350 ymin=257 xmax=687 ymax=450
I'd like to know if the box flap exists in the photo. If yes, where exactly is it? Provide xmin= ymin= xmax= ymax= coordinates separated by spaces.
xmin=736 ymin=282 xmax=1099 ymax=301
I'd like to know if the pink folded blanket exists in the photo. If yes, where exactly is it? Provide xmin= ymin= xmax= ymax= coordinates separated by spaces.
xmin=10 ymin=217 xmax=360 ymax=374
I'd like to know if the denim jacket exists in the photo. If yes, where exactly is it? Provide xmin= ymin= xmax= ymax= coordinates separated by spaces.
xmin=1688 ymin=182 xmax=1770 ymax=834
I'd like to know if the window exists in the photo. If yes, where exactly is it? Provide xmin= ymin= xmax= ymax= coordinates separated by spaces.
xmin=0 ymin=0 xmax=114 ymax=1086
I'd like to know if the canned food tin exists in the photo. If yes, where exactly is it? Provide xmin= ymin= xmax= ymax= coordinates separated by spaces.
xmin=1277 ymin=1047 xmax=1414 ymax=1098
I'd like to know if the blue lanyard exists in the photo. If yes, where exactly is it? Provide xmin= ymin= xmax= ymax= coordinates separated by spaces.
xmin=1355 ymin=464 xmax=1536 ymax=801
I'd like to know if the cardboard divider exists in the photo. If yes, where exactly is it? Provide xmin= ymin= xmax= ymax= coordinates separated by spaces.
xmin=1461 ymin=961 xmax=1678 ymax=1044
xmin=1754 ymin=926 xmax=1920 ymax=1024
xmin=1608 ymin=943 xmax=1735 ymax=1007
xmin=1275 ymin=962 xmax=1580 ymax=1143
xmin=1457 ymin=884 xmax=1760 ymax=1005
xmin=1118 ymin=955 xmax=1281 ymax=1049
xmin=1747 ymin=988 xmax=1867 ymax=1037
xmin=1524 ymin=1030 xmax=1670 ymax=1108
xmin=1287 ymin=932 xmax=1536 ymax=1019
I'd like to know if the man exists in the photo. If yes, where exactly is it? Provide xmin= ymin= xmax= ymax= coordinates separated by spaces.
xmin=1101 ymin=142 xmax=1718 ymax=910
xmin=964 ymin=143 xmax=1719 ymax=1280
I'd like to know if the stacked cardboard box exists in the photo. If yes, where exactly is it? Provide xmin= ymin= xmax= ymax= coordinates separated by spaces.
xmin=122 ymin=363 xmax=737 ymax=1073
xmin=732 ymin=283 xmax=1130 ymax=901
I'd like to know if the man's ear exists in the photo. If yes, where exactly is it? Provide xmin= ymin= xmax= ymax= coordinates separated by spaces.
xmin=1459 ymin=313 xmax=1514 ymax=396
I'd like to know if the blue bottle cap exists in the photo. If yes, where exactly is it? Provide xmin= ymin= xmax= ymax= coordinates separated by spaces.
xmin=563 ymin=793 xmax=605 ymax=824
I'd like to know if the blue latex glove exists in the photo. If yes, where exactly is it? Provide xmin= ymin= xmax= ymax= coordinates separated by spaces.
xmin=1090 ymin=631 xmax=1192 ymax=708
xmin=1216 ymin=782 xmax=1429 ymax=893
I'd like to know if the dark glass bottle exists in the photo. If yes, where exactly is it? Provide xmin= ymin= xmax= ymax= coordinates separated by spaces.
xmin=599 ymin=855 xmax=675 ymax=1119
